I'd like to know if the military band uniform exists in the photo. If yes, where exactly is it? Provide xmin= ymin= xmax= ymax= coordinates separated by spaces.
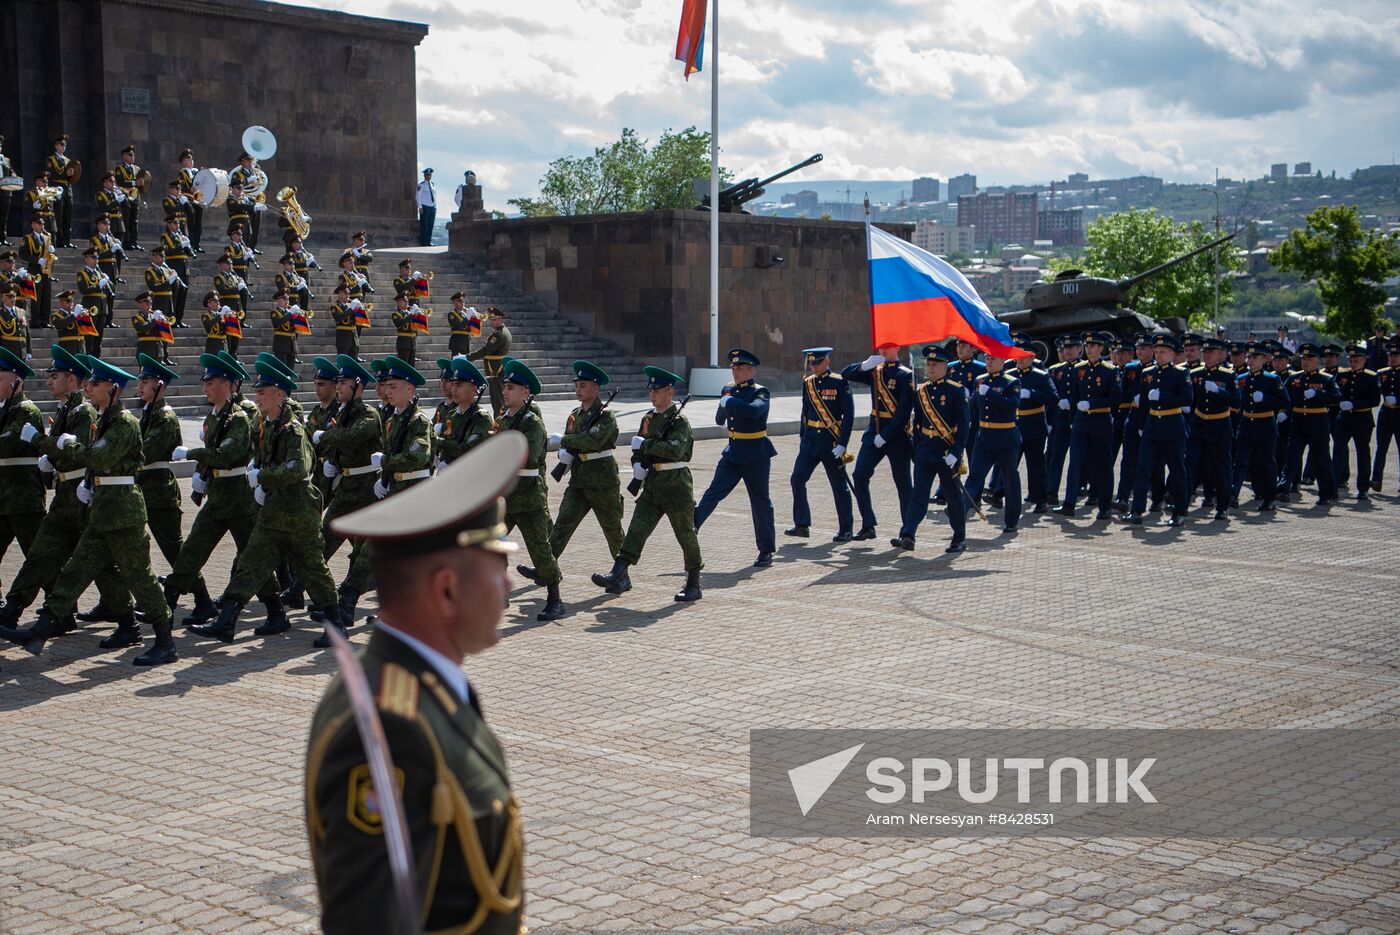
xmin=20 ymin=225 xmax=54 ymax=325
xmin=277 ymin=266 xmax=312 ymax=311
xmin=841 ymin=354 xmax=914 ymax=535
xmin=0 ymin=295 xmax=29 ymax=359
xmin=332 ymin=300 xmax=360 ymax=357
xmin=213 ymin=268 xmax=248 ymax=353
xmin=91 ymin=227 xmax=125 ymax=297
xmin=550 ymin=383 xmax=623 ymax=561
xmin=50 ymin=302 xmax=86 ymax=352
xmin=447 ymin=301 xmax=477 ymax=355
xmin=202 ymin=301 xmax=228 ymax=354
xmin=77 ymin=260 xmax=113 ymax=355
xmin=963 ymin=366 xmax=1024 ymax=529
xmin=43 ymin=145 xmax=74 ymax=247
xmin=693 ymin=351 xmax=777 ymax=559
xmin=143 ymin=258 xmax=181 ymax=319
xmin=336 ymin=267 xmax=366 ymax=303
xmin=789 ymin=350 xmax=854 ymax=538
xmin=270 ymin=303 xmax=303 ymax=369
xmin=469 ymin=319 xmax=511 ymax=415
xmin=95 ymin=189 xmax=127 ymax=243
xmin=392 ymin=305 xmax=418 ymax=365
xmin=159 ymin=224 xmax=194 ymax=325
xmin=225 ymin=192 xmax=257 ymax=246
xmin=131 ymin=305 xmax=170 ymax=365
xmin=618 ymin=395 xmax=703 ymax=574
xmin=897 ymin=354 xmax=969 ymax=550
xmin=178 ymin=163 xmax=203 ymax=250
xmin=113 ymin=156 xmax=143 ymax=248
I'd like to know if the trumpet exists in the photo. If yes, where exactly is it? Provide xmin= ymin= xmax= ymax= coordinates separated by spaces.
xmin=36 ymin=186 xmax=63 ymax=205
xmin=277 ymin=185 xmax=311 ymax=240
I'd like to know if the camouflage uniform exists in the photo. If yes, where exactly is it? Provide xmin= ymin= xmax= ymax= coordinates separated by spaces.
xmin=342 ymin=400 xmax=432 ymax=594
xmin=136 ymin=398 xmax=189 ymax=570
xmin=305 ymin=400 xmax=338 ymax=504
xmin=620 ymin=404 xmax=703 ymax=572
xmin=497 ymin=406 xmax=560 ymax=585
xmin=435 ymin=402 xmax=493 ymax=466
xmin=318 ymin=397 xmax=382 ymax=560
xmin=0 ymin=387 xmax=45 ymax=593
xmin=551 ymin=398 xmax=623 ymax=560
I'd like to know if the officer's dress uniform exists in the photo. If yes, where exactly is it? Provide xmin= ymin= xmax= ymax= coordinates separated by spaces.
xmin=0 ymin=368 xmax=45 ymax=596
xmin=1012 ymin=356 xmax=1058 ymax=511
xmin=1129 ymin=354 xmax=1192 ymax=521
xmin=550 ymin=390 xmax=623 ymax=561
xmin=790 ymin=356 xmax=854 ymax=538
xmin=1116 ymin=357 xmax=1145 ymax=504
xmin=1335 ymin=358 xmax=1381 ymax=498
xmin=694 ymin=360 xmax=777 ymax=560
xmin=1283 ymin=363 xmax=1341 ymax=502
xmin=332 ymin=300 xmax=361 ymax=358
xmin=1324 ymin=359 xmax=1349 ymax=486
xmin=159 ymin=226 xmax=193 ymax=324
xmin=1045 ymin=355 xmax=1078 ymax=502
xmin=1062 ymin=355 xmax=1122 ymax=515
xmin=1185 ymin=360 xmax=1240 ymax=513
xmin=964 ymin=368 xmax=1023 ymax=529
xmin=897 ymin=366 xmax=969 ymax=549
xmin=841 ymin=356 xmax=914 ymax=535
xmin=1373 ymin=351 xmax=1400 ymax=491
xmin=1232 ymin=363 xmax=1289 ymax=506
xmin=942 ymin=355 xmax=985 ymax=499
xmin=0 ymin=299 xmax=29 ymax=359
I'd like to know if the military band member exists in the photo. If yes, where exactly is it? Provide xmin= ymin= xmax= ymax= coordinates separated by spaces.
xmin=0 ymin=285 xmax=29 ymax=359
xmin=20 ymin=214 xmax=54 ymax=326
xmin=91 ymin=211 xmax=126 ymax=287
xmin=336 ymin=250 xmax=369 ymax=305
xmin=50 ymin=290 xmax=87 ymax=353
xmin=1373 ymin=340 xmax=1400 ymax=492
xmin=305 ymin=433 xmax=527 ymax=935
xmin=446 ymin=292 xmax=478 ymax=356
xmin=1126 ymin=333 xmax=1192 ymax=526
xmin=349 ymin=231 xmax=374 ymax=289
xmin=1232 ymin=343 xmax=1289 ymax=510
xmin=0 ymin=250 xmax=20 ymax=298
xmin=77 ymin=247 xmax=114 ymax=354
xmin=391 ymin=291 xmax=419 ymax=365
xmin=213 ymin=253 xmax=250 ymax=352
xmin=841 ymin=341 xmax=914 ymax=539
xmin=1059 ymin=331 xmax=1122 ymax=520
xmin=269 ymin=288 xmax=302 ymax=369
xmin=1011 ymin=335 xmax=1057 ymax=513
xmin=0 ymin=347 xmax=46 ymax=604
xmin=469 ymin=307 xmax=510 ymax=414
xmin=787 ymin=346 xmax=854 ymax=541
xmin=161 ymin=180 xmax=189 ymax=234
xmin=225 ymin=226 xmax=255 ymax=290
xmin=288 ymin=235 xmax=320 ymax=278
xmin=1336 ymin=343 xmax=1381 ymax=501
xmin=44 ymin=134 xmax=76 ymax=247
xmin=593 ymin=366 xmax=702 ymax=602
xmin=892 ymin=344 xmax=969 ymax=553
xmin=114 ymin=144 xmax=144 ymax=249
xmin=224 ymin=179 xmax=256 ymax=245
xmin=95 ymin=173 xmax=127 ymax=247
xmin=228 ymin=152 xmax=262 ymax=249
xmin=143 ymin=244 xmax=185 ymax=320
xmin=198 ymin=290 xmax=228 ymax=354
xmin=25 ymin=172 xmax=56 ymax=237
xmin=177 ymin=148 xmax=203 ymax=251
xmin=392 ymin=258 xmax=415 ymax=300
xmin=131 ymin=292 xmax=172 ymax=365
xmin=277 ymin=253 xmax=312 ymax=310
xmin=1184 ymin=337 xmax=1239 ymax=519
xmin=330 ymin=285 xmax=361 ymax=358
xmin=694 ymin=347 xmax=777 ymax=566
xmin=962 ymin=350 xmax=1024 ymax=532
xmin=433 ymin=356 xmax=493 ymax=467
xmin=159 ymin=214 xmax=194 ymax=326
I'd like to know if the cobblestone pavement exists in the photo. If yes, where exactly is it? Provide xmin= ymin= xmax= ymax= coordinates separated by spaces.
xmin=3 ymin=434 xmax=1399 ymax=934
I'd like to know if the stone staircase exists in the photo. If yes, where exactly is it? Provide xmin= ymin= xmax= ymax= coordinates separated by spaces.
xmin=24 ymin=244 xmax=649 ymax=415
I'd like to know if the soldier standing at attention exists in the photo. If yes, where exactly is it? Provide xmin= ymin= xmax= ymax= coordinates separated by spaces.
xmin=786 ymin=347 xmax=853 ymax=542
xmin=1059 ymin=331 xmax=1121 ymax=520
xmin=1373 ymin=340 xmax=1400 ymax=492
xmin=493 ymin=358 xmax=566 ymax=621
xmin=841 ymin=341 xmax=914 ymax=540
xmin=336 ymin=251 xmax=365 ymax=303
xmin=391 ymin=291 xmax=418 ymax=365
xmin=199 ymin=290 xmax=229 ymax=354
xmin=1114 ymin=334 xmax=1153 ymax=510
xmin=114 ymin=145 xmax=143 ymax=249
xmin=392 ymin=259 xmax=415 ymax=300
xmin=1045 ymin=335 xmax=1080 ymax=505
xmin=962 ymin=350 xmax=1024 ymax=533
xmin=1282 ymin=344 xmax=1341 ymax=506
xmin=159 ymin=214 xmax=194 ymax=327
xmin=20 ymin=213 xmax=55 ymax=327
xmin=91 ymin=212 xmax=125 ymax=291
xmin=1336 ymin=343 xmax=1381 ymax=502
xmin=94 ymin=175 xmax=126 ymax=253
xmin=446 ymin=292 xmax=477 ymax=356
xmin=213 ymin=253 xmax=249 ymax=350
xmin=305 ymin=434 xmax=526 ymax=935
xmin=76 ymin=247 xmax=113 ymax=355
xmin=276 ymin=253 xmax=310 ymax=311
xmin=1011 ymin=335 xmax=1057 ymax=514
xmin=349 ymin=231 xmax=374 ymax=289
xmin=228 ymin=153 xmax=262 ymax=250
xmin=143 ymin=244 xmax=183 ymax=320
xmin=1232 ymin=343 xmax=1289 ymax=511
xmin=188 ymin=356 xmax=344 ymax=645
xmin=1125 ymin=333 xmax=1192 ymax=527
xmin=269 ymin=288 xmax=299 ymax=369
xmin=329 ymin=284 xmax=361 ymax=359
xmin=0 ymin=346 xmax=46 ymax=604
xmin=1185 ymin=337 xmax=1240 ymax=520
xmin=694 ymin=347 xmax=777 ymax=566
xmin=469 ymin=307 xmax=511 ymax=414
xmin=433 ymin=356 xmax=493 ymax=467
xmin=44 ymin=134 xmax=75 ymax=248
xmin=49 ymin=290 xmax=87 ymax=354
xmin=891 ymin=344 xmax=969 ymax=554
xmin=130 ymin=291 xmax=172 ymax=365
xmin=592 ymin=366 xmax=702 ymax=602
xmin=177 ymin=149 xmax=203 ymax=252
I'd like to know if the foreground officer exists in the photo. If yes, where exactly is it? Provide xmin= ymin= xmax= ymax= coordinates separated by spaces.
xmin=306 ymin=433 xmax=526 ymax=935
xmin=694 ymin=347 xmax=777 ymax=566
xmin=842 ymin=342 xmax=913 ymax=538
xmin=786 ymin=346 xmax=854 ymax=542
xmin=593 ymin=366 xmax=702 ymax=601
xmin=1232 ymin=343 xmax=1289 ymax=510
xmin=892 ymin=345 xmax=969 ymax=553
xmin=962 ymin=349 xmax=1023 ymax=532
xmin=539 ymin=360 xmax=622 ymax=566
xmin=1126 ymin=333 xmax=1192 ymax=527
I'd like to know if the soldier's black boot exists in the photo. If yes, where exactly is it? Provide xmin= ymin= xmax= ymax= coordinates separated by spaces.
xmin=99 ymin=613 xmax=143 ymax=649
xmin=279 ymin=571 xmax=305 ymax=610
xmin=312 ymin=607 xmax=348 ymax=649
xmin=75 ymin=599 xmax=120 ymax=623
xmin=753 ymin=551 xmax=774 ymax=567
xmin=132 ymin=619 xmax=178 ymax=666
xmin=336 ymin=586 xmax=360 ymax=628
xmin=185 ymin=583 xmax=217 ymax=626
xmin=515 ymin=564 xmax=541 ymax=585
xmin=20 ymin=609 xmax=64 ymax=656
xmin=0 ymin=601 xmax=25 ymax=643
xmin=57 ymin=612 xmax=78 ymax=635
xmin=674 ymin=570 xmax=702 ymax=603
xmin=853 ymin=527 xmax=877 ymax=540
xmin=783 ymin=525 xmax=810 ymax=538
xmin=253 ymin=596 xmax=291 ymax=636
xmin=190 ymin=599 xmax=241 ymax=643
xmin=591 ymin=559 xmax=631 ymax=594
xmin=537 ymin=583 xmax=567 ymax=622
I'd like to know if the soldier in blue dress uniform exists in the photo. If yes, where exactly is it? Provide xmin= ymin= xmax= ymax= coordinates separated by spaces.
xmin=962 ymin=349 xmax=1023 ymax=532
xmin=1322 ymin=343 xmax=1349 ymax=487
xmin=1045 ymin=334 xmax=1080 ymax=504
xmin=1010 ymin=334 xmax=1057 ymax=513
xmin=1336 ymin=343 xmax=1381 ymax=501
xmin=1185 ymin=337 xmax=1241 ymax=519
xmin=1372 ymin=339 xmax=1400 ymax=492
xmin=1282 ymin=344 xmax=1341 ymax=504
xmin=1232 ymin=342 xmax=1289 ymax=510
xmin=694 ymin=347 xmax=778 ymax=566
xmin=1126 ymin=332 xmax=1192 ymax=527
xmin=1114 ymin=333 xmax=1152 ymax=509
xmin=1059 ymin=331 xmax=1121 ymax=520
xmin=786 ymin=347 xmax=854 ymax=542
xmin=841 ymin=341 xmax=914 ymax=540
xmin=1270 ymin=343 xmax=1296 ymax=493
xmin=940 ymin=339 xmax=986 ymax=503
xmin=891 ymin=345 xmax=969 ymax=553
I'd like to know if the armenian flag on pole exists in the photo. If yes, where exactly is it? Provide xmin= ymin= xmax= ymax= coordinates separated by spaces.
xmin=410 ymin=305 xmax=430 ymax=335
xmin=153 ymin=315 xmax=175 ymax=344
xmin=350 ymin=300 xmax=371 ymax=329
xmin=289 ymin=308 xmax=311 ymax=336
xmin=222 ymin=308 xmax=243 ymax=339
xmin=74 ymin=308 xmax=98 ymax=337
xmin=675 ymin=0 xmax=707 ymax=79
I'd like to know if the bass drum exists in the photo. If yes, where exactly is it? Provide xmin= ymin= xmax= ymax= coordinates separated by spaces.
xmin=193 ymin=167 xmax=230 ymax=207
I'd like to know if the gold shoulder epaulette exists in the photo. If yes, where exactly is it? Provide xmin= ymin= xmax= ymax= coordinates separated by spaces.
xmin=1364 ymin=369 xmax=1377 ymax=376
xmin=1189 ymin=364 xmax=1205 ymax=373
xmin=945 ymin=379 xmax=963 ymax=389
xmin=828 ymin=372 xmax=843 ymax=381
xmin=377 ymin=663 xmax=419 ymax=719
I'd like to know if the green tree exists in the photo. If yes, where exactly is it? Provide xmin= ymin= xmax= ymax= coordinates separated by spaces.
xmin=1048 ymin=208 xmax=1241 ymax=327
xmin=508 ymin=126 xmax=729 ymax=217
xmin=1269 ymin=204 xmax=1400 ymax=339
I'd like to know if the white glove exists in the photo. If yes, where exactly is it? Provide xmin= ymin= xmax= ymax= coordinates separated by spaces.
xmin=1340 ymin=401 xmax=1354 ymax=411
xmin=1386 ymin=395 xmax=1398 ymax=406
xmin=312 ymin=430 xmax=325 ymax=444
xmin=435 ymin=457 xmax=447 ymax=472
xmin=1076 ymin=400 xmax=1090 ymax=412
xmin=832 ymin=444 xmax=845 ymax=459
xmin=1252 ymin=391 xmax=1264 ymax=403
xmin=1148 ymin=389 xmax=1161 ymax=402
xmin=370 ymin=452 xmax=383 ymax=468
xmin=433 ymin=422 xmax=444 ymax=437
xmin=56 ymin=433 xmax=77 ymax=450
xmin=1304 ymin=388 xmax=1316 ymax=400
xmin=1019 ymin=389 xmax=1031 ymax=399
xmin=546 ymin=432 xmax=561 ymax=451
xmin=19 ymin=422 xmax=38 ymax=443
xmin=76 ymin=481 xmax=92 ymax=504
xmin=246 ymin=467 xmax=260 ymax=488
xmin=1182 ymin=406 xmax=1192 ymax=414
xmin=1276 ymin=412 xmax=1287 ymax=423
xmin=199 ymin=425 xmax=206 ymax=442
xmin=718 ymin=396 xmax=731 ymax=408
xmin=37 ymin=454 xmax=54 ymax=473
xmin=191 ymin=473 xmax=208 ymax=494
xmin=873 ymin=434 xmax=887 ymax=449
xmin=253 ymin=485 xmax=266 ymax=506
xmin=943 ymin=453 xmax=958 ymax=468
xmin=1134 ymin=394 xmax=1142 ymax=406
xmin=1058 ymin=399 xmax=1071 ymax=410
xmin=172 ymin=446 xmax=189 ymax=461
xmin=860 ymin=353 xmax=882 ymax=371
xmin=630 ymin=435 xmax=644 ymax=450
xmin=1205 ymin=381 xmax=1220 ymax=393
xmin=631 ymin=463 xmax=647 ymax=481
xmin=978 ymin=384 xmax=989 ymax=396
xmin=322 ymin=460 xmax=339 ymax=478
xmin=558 ymin=449 xmax=575 ymax=465
xmin=373 ymin=478 xmax=388 ymax=499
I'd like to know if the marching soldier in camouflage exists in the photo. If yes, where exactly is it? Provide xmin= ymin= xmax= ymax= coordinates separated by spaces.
xmin=316 ymin=355 xmax=384 ymax=574
xmin=433 ymin=356 xmax=494 ymax=466
xmin=12 ymin=357 xmax=176 ymax=665
xmin=469 ymin=307 xmax=510 ymax=414
xmin=0 ymin=346 xmax=45 ymax=604
xmin=190 ymin=354 xmax=344 ymax=646
xmin=428 ymin=357 xmax=455 ymax=456
xmin=305 ymin=433 xmax=526 ymax=935
xmin=279 ymin=357 xmax=344 ymax=612
xmin=592 ymin=366 xmax=703 ymax=602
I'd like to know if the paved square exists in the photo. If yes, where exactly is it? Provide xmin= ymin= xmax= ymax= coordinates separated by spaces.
xmin=3 ymin=434 xmax=1399 ymax=933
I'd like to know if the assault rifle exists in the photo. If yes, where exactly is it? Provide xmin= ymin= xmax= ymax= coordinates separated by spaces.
xmin=551 ymin=388 xmax=619 ymax=482
xmin=627 ymin=394 xmax=691 ymax=497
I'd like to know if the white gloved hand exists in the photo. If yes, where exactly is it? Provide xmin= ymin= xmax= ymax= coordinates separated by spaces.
xmin=630 ymin=435 xmax=644 ymax=450
xmin=860 ymin=353 xmax=883 ymax=371
xmin=37 ymin=454 xmax=54 ymax=473
xmin=717 ymin=395 xmax=731 ymax=408
xmin=56 ymin=433 xmax=77 ymax=450
xmin=76 ymin=481 xmax=92 ymax=504
xmin=246 ymin=467 xmax=260 ymax=488
xmin=1304 ymin=388 xmax=1317 ymax=400
xmin=370 ymin=452 xmax=383 ymax=468
xmin=1340 ymin=400 xmax=1354 ymax=411
xmin=1019 ymin=389 xmax=1031 ymax=399
xmin=1276 ymin=411 xmax=1287 ymax=423
xmin=943 ymin=453 xmax=958 ymax=468
xmin=191 ymin=472 xmax=208 ymax=494
xmin=1205 ymin=380 xmax=1220 ymax=393
xmin=1182 ymin=405 xmax=1192 ymax=414
xmin=832 ymin=444 xmax=845 ymax=459
xmin=632 ymin=463 xmax=647 ymax=482
xmin=1076 ymin=400 xmax=1090 ymax=412
xmin=312 ymin=430 xmax=325 ymax=444
xmin=546 ymin=432 xmax=561 ymax=451
xmin=435 ymin=457 xmax=447 ymax=472
xmin=373 ymin=478 xmax=388 ymax=499
xmin=978 ymin=384 xmax=989 ymax=396
xmin=322 ymin=460 xmax=339 ymax=478
xmin=172 ymin=446 xmax=188 ymax=461
xmin=433 ymin=422 xmax=444 ymax=437
xmin=1134 ymin=394 xmax=1142 ymax=406
xmin=1387 ymin=395 xmax=1398 ymax=406
xmin=19 ymin=422 xmax=38 ymax=443
xmin=253 ymin=484 xmax=266 ymax=506
xmin=558 ymin=449 xmax=575 ymax=465
xmin=1252 ymin=391 xmax=1264 ymax=403
xmin=1058 ymin=399 xmax=1071 ymax=410
xmin=873 ymin=434 xmax=887 ymax=449
xmin=199 ymin=425 xmax=206 ymax=442
xmin=1148 ymin=389 xmax=1161 ymax=402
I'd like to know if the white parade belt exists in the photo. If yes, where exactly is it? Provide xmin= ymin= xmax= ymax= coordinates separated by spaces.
xmin=0 ymin=457 xmax=39 ymax=467
xmin=93 ymin=476 xmax=135 ymax=486
xmin=517 ymin=468 xmax=541 ymax=478
xmin=578 ymin=451 xmax=615 ymax=462
xmin=140 ymin=461 xmax=173 ymax=472
xmin=57 ymin=469 xmax=85 ymax=483
xmin=653 ymin=462 xmax=688 ymax=471
xmin=394 ymin=469 xmax=431 ymax=481
xmin=342 ymin=463 xmax=378 ymax=476
xmin=212 ymin=466 xmax=248 ymax=478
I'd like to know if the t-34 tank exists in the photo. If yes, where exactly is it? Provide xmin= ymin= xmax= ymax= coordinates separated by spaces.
xmin=998 ymin=233 xmax=1235 ymax=355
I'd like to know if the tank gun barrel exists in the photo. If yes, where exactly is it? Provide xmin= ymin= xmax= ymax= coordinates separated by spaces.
xmin=1118 ymin=232 xmax=1236 ymax=292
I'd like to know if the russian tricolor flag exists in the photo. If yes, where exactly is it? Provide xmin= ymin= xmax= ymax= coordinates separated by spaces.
xmin=867 ymin=223 xmax=1029 ymax=358
xmin=675 ymin=0 xmax=706 ymax=79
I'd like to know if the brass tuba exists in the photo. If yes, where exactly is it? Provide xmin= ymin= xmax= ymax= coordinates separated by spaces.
xmin=277 ymin=185 xmax=311 ymax=240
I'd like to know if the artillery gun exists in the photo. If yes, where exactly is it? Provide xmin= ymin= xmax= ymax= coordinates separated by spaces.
xmin=998 ymin=232 xmax=1236 ymax=355
xmin=697 ymin=153 xmax=823 ymax=214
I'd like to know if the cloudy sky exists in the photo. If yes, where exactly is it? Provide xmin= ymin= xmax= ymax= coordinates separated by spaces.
xmin=291 ymin=0 xmax=1400 ymax=212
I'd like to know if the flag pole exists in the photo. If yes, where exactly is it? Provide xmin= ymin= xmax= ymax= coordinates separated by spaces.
xmin=708 ymin=0 xmax=719 ymax=369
